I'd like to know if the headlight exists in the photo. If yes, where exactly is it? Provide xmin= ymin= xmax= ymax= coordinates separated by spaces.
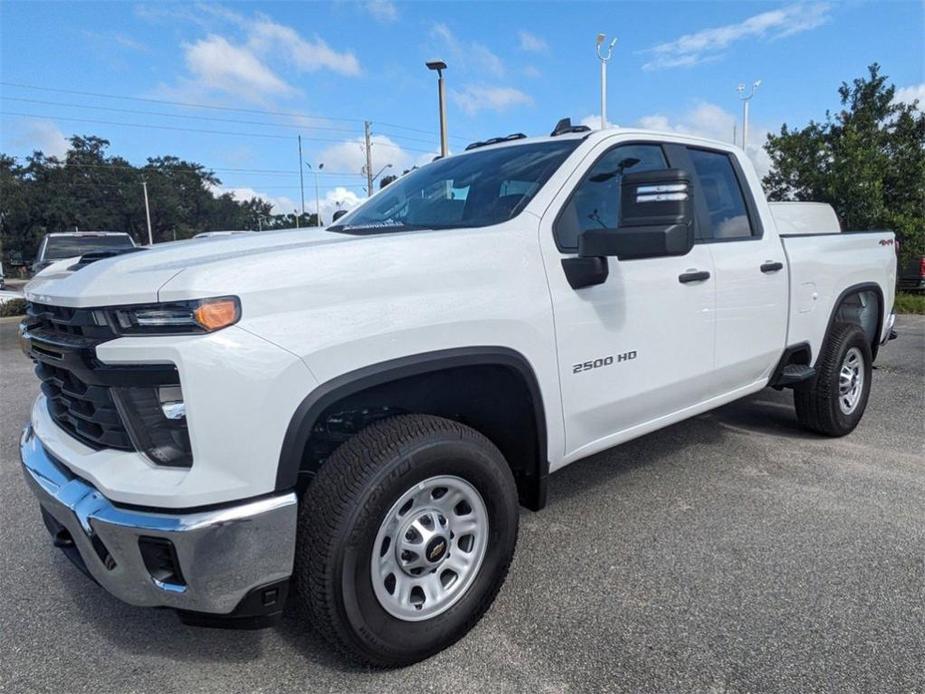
xmin=110 ymin=296 xmax=240 ymax=335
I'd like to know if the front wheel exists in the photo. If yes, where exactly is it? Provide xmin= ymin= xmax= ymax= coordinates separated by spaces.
xmin=294 ymin=414 xmax=519 ymax=667
xmin=794 ymin=322 xmax=872 ymax=436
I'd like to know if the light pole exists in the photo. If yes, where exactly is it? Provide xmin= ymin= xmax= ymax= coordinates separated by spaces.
xmin=305 ymin=162 xmax=324 ymax=227
xmin=371 ymin=164 xmax=392 ymax=190
xmin=298 ymin=135 xmax=305 ymax=218
xmin=736 ymin=80 xmax=762 ymax=150
xmin=426 ymin=60 xmax=448 ymax=157
xmin=142 ymin=180 xmax=153 ymax=245
xmin=362 ymin=163 xmax=393 ymax=194
xmin=595 ymin=33 xmax=617 ymax=130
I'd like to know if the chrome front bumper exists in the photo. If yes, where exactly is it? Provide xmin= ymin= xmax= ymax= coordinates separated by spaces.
xmin=20 ymin=425 xmax=298 ymax=616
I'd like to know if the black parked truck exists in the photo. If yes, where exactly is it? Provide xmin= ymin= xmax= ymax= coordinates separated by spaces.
xmin=31 ymin=231 xmax=136 ymax=275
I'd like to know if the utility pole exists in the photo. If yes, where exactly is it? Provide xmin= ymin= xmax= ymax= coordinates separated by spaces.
xmin=595 ymin=34 xmax=617 ymax=129
xmin=298 ymin=135 xmax=306 ymax=220
xmin=732 ymin=123 xmax=737 ymax=145
xmin=142 ymin=180 xmax=153 ymax=245
xmin=736 ymin=80 xmax=761 ymax=149
xmin=364 ymin=120 xmax=374 ymax=197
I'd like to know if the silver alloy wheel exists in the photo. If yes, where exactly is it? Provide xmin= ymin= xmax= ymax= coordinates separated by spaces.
xmin=371 ymin=475 xmax=489 ymax=622
xmin=838 ymin=346 xmax=865 ymax=415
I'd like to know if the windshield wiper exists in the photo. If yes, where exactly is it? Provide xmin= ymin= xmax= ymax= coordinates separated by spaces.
xmin=329 ymin=222 xmax=433 ymax=235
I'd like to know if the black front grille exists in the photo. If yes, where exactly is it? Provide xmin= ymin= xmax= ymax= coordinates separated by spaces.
xmin=24 ymin=302 xmax=179 ymax=453
xmin=36 ymin=360 xmax=133 ymax=450
xmin=24 ymin=303 xmax=132 ymax=451
xmin=26 ymin=302 xmax=116 ymax=341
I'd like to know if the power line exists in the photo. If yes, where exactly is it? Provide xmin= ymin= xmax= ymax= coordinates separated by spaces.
xmin=0 ymin=111 xmax=437 ymax=154
xmin=0 ymin=80 xmax=474 ymax=141
xmin=54 ymin=181 xmax=364 ymax=191
xmin=0 ymin=81 xmax=365 ymax=124
xmin=2 ymin=111 xmax=340 ymax=144
xmin=0 ymin=96 xmax=363 ymax=135
xmin=11 ymin=157 xmax=363 ymax=178
xmin=1 ymin=96 xmax=449 ymax=147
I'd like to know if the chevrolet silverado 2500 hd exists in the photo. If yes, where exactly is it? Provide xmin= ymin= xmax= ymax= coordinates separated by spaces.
xmin=19 ymin=123 xmax=897 ymax=666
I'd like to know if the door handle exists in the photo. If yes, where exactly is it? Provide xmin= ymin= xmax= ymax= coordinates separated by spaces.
xmin=760 ymin=261 xmax=784 ymax=273
xmin=678 ymin=270 xmax=710 ymax=283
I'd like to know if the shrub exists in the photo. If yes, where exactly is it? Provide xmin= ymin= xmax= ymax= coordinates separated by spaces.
xmin=0 ymin=298 xmax=27 ymax=317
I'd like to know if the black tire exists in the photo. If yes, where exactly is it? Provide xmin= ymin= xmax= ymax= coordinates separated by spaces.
xmin=794 ymin=322 xmax=872 ymax=436
xmin=294 ymin=414 xmax=519 ymax=667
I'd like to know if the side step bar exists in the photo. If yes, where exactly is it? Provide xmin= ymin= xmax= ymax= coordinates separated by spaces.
xmin=775 ymin=364 xmax=816 ymax=387
xmin=769 ymin=342 xmax=815 ymax=389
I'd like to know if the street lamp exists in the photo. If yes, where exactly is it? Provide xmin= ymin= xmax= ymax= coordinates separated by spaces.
xmin=363 ymin=163 xmax=393 ymax=193
xmin=426 ymin=60 xmax=448 ymax=157
xmin=304 ymin=162 xmax=324 ymax=227
xmin=595 ymin=33 xmax=617 ymax=130
xmin=736 ymin=80 xmax=762 ymax=150
xmin=373 ymin=164 xmax=392 ymax=181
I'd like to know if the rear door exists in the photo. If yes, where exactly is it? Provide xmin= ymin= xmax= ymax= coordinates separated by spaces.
xmin=540 ymin=140 xmax=716 ymax=461
xmin=683 ymin=147 xmax=788 ymax=390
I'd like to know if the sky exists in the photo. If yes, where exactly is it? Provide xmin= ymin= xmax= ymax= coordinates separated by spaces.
xmin=1 ymin=1 xmax=922 ymax=220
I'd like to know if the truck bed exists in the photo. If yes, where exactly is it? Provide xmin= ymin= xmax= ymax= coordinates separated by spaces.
xmin=781 ymin=230 xmax=896 ymax=362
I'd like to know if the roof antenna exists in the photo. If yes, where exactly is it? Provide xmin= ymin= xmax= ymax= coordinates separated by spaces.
xmin=551 ymin=118 xmax=592 ymax=137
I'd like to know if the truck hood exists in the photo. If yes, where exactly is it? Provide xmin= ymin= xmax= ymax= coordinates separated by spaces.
xmin=24 ymin=228 xmax=356 ymax=307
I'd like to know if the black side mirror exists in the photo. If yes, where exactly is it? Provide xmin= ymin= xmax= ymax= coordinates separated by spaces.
xmin=332 ymin=209 xmax=348 ymax=222
xmin=578 ymin=169 xmax=694 ymax=261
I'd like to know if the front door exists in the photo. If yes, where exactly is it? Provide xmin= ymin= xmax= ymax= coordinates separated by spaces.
xmin=540 ymin=140 xmax=716 ymax=462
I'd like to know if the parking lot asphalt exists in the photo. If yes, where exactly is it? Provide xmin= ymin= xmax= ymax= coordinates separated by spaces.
xmin=1 ymin=315 xmax=922 ymax=694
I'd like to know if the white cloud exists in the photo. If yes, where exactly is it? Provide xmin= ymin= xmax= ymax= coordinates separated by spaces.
xmin=642 ymin=3 xmax=831 ymax=70
xmin=210 ymin=183 xmax=366 ymax=226
xmin=247 ymin=17 xmax=361 ymax=76
xmin=318 ymin=134 xmax=434 ymax=179
xmin=633 ymin=102 xmax=772 ymax=176
xmin=160 ymin=8 xmax=360 ymax=104
xmin=579 ymin=114 xmax=615 ymax=130
xmin=893 ymin=83 xmax=925 ymax=110
xmin=430 ymin=23 xmax=505 ymax=77
xmin=184 ymin=35 xmax=294 ymax=101
xmin=317 ymin=187 xmax=365 ymax=225
xmin=450 ymin=84 xmax=533 ymax=116
xmin=210 ymin=184 xmax=297 ymax=216
xmin=113 ymin=32 xmax=149 ymax=52
xmin=518 ymin=30 xmax=548 ymax=53
xmin=365 ymin=0 xmax=398 ymax=23
xmin=13 ymin=119 xmax=70 ymax=158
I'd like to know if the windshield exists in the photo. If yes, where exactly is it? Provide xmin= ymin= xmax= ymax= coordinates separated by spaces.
xmin=43 ymin=235 xmax=135 ymax=260
xmin=330 ymin=140 xmax=580 ymax=234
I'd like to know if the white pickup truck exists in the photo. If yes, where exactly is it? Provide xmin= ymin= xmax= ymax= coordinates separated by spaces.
xmin=19 ymin=122 xmax=896 ymax=666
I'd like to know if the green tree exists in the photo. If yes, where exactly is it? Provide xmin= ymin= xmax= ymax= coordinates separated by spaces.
xmin=379 ymin=173 xmax=397 ymax=189
xmin=763 ymin=63 xmax=925 ymax=265
xmin=1 ymin=134 xmax=311 ymax=263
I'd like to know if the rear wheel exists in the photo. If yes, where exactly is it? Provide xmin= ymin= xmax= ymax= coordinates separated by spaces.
xmin=794 ymin=322 xmax=872 ymax=436
xmin=294 ymin=414 xmax=519 ymax=667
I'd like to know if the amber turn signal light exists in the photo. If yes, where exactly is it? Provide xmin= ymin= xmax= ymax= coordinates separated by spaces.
xmin=193 ymin=298 xmax=240 ymax=331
